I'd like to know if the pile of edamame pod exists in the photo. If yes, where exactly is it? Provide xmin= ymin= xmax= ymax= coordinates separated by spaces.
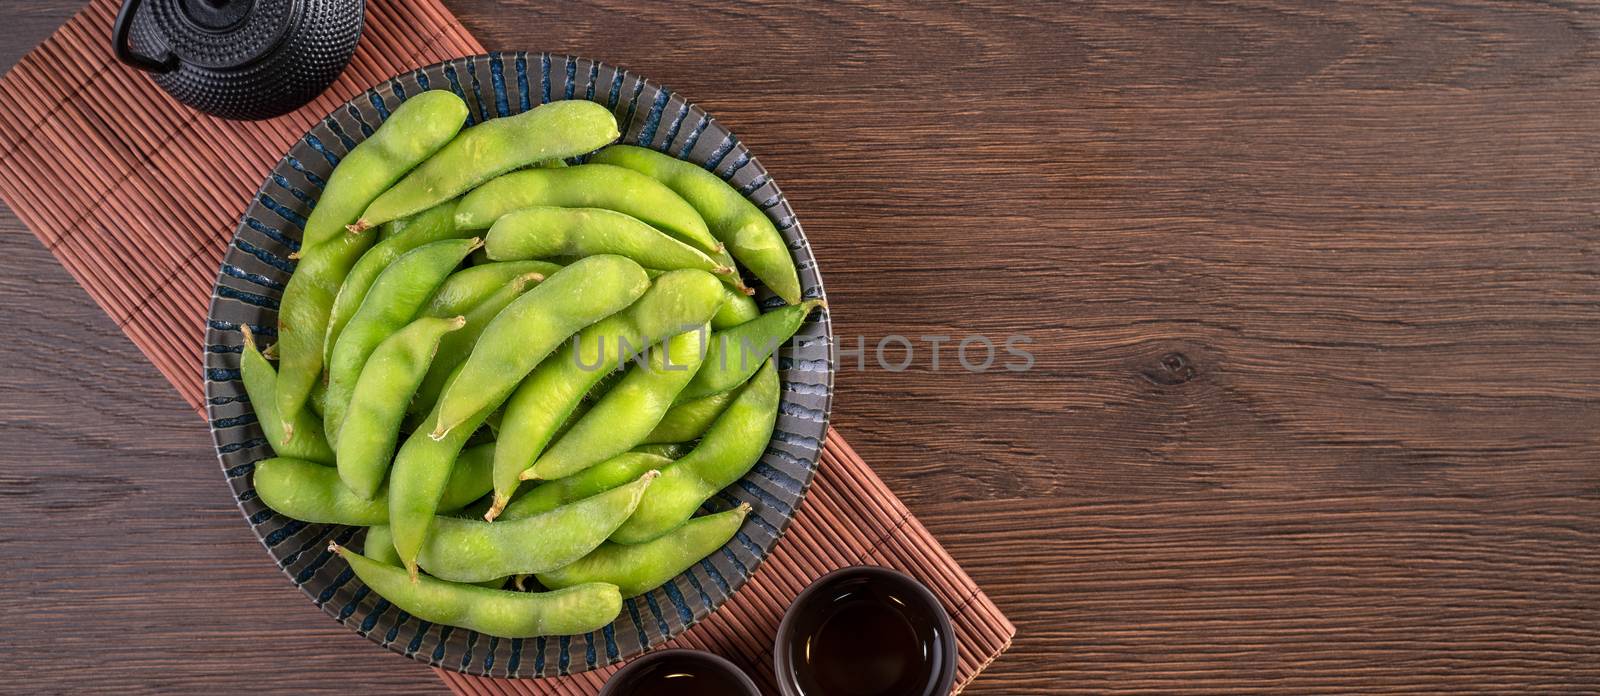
xmin=243 ymin=90 xmax=821 ymax=639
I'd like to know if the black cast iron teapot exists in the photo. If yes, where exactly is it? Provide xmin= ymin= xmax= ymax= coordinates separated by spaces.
xmin=113 ymin=0 xmax=365 ymax=120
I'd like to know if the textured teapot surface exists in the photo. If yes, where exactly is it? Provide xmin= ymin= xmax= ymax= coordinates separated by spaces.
xmin=115 ymin=0 xmax=365 ymax=120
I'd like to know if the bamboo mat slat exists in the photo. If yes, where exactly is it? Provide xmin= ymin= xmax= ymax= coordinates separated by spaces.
xmin=0 ymin=1 xmax=1014 ymax=693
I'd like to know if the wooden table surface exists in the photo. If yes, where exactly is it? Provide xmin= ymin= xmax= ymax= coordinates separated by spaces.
xmin=3 ymin=1 xmax=1598 ymax=693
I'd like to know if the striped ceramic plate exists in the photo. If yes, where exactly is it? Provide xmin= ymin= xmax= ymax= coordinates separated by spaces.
xmin=202 ymin=52 xmax=832 ymax=678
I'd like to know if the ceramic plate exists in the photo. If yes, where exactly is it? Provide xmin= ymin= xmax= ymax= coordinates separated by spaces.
xmin=202 ymin=52 xmax=832 ymax=677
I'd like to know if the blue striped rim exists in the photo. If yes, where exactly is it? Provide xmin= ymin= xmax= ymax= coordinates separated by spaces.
xmin=489 ymin=56 xmax=509 ymax=117
xmin=323 ymin=117 xmax=357 ymax=150
xmin=346 ymin=104 xmax=374 ymax=138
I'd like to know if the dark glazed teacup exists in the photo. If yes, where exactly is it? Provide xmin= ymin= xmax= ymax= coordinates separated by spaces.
xmin=775 ymin=566 xmax=957 ymax=696
xmin=600 ymin=648 xmax=762 ymax=696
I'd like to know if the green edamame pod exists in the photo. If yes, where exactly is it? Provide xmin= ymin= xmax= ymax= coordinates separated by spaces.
xmin=336 ymin=315 xmax=466 ymax=499
xmin=275 ymin=230 xmax=375 ymax=441
xmin=713 ymin=287 xmax=761 ymax=329
xmin=324 ymin=238 xmax=481 ymax=444
xmin=416 ymin=471 xmax=658 ymax=583
xmin=239 ymin=325 xmax=334 ymax=463
xmin=643 ymin=390 xmax=736 ymax=444
xmin=612 ymin=359 xmax=778 ymax=544
xmin=356 ymin=100 xmax=620 ymax=229
xmin=330 ymin=543 xmax=622 ymax=638
xmin=302 ymin=91 xmax=468 ymax=249
xmin=486 ymin=269 xmax=725 ymax=520
xmin=539 ymin=504 xmax=750 ymax=598
xmin=501 ymin=452 xmax=671 ymax=522
xmin=485 ymin=207 xmax=734 ymax=279
xmin=454 ymin=164 xmax=732 ymax=266
xmin=677 ymin=299 xmax=821 ymax=403
xmin=363 ymin=525 xmax=403 ymax=566
xmin=253 ymin=446 xmax=492 ymax=525
xmin=430 ymin=255 xmax=650 ymax=441
xmin=421 ymin=260 xmax=560 ymax=318
xmin=591 ymin=144 xmax=803 ymax=304
xmin=644 ymin=267 xmax=757 ymax=329
xmin=364 ymin=525 xmax=505 ymax=589
xmin=324 ymin=199 xmax=469 ymax=365
xmin=528 ymin=327 xmax=709 ymax=481
xmin=410 ymin=271 xmax=545 ymax=415
xmin=308 ymin=378 xmax=327 ymax=417
xmin=388 ymin=371 xmax=499 ymax=578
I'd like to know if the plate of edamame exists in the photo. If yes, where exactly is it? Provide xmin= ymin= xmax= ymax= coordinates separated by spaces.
xmin=202 ymin=53 xmax=831 ymax=678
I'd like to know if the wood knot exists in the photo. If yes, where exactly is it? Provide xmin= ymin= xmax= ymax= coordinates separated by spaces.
xmin=1141 ymin=351 xmax=1198 ymax=386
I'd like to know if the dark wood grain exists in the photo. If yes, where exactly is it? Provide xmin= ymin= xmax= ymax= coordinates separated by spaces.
xmin=3 ymin=0 xmax=1598 ymax=693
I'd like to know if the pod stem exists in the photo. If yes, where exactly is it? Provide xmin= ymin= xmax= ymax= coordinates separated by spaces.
xmin=428 ymin=421 xmax=450 ymax=441
xmin=346 ymin=219 xmax=371 ymax=234
xmin=327 ymin=541 xmax=344 ymax=554
xmin=483 ymin=495 xmax=508 ymax=522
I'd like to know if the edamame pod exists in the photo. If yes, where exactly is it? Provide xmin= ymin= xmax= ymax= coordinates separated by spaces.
xmin=410 ymin=271 xmax=544 ymax=415
xmin=324 ymin=199 xmax=469 ymax=365
xmin=538 ymin=504 xmax=750 ymax=597
xmin=416 ymin=471 xmax=658 ymax=583
xmin=324 ymin=238 xmax=481 ymax=444
xmin=643 ymin=390 xmax=736 ymax=444
xmin=677 ymin=299 xmax=821 ymax=403
xmin=308 ymin=378 xmax=327 ymax=417
xmin=528 ymin=327 xmax=709 ymax=481
xmin=253 ymin=446 xmax=492 ymax=525
xmin=330 ymin=543 xmax=622 ymax=638
xmin=644 ymin=267 xmax=757 ymax=329
xmin=454 ymin=164 xmax=731 ymax=266
xmin=301 ymin=91 xmax=468 ymax=248
xmin=356 ymin=100 xmax=620 ymax=229
xmin=389 ymin=368 xmax=500 ymax=578
xmin=336 ymin=315 xmax=466 ymax=499
xmin=485 ymin=207 xmax=733 ymax=279
xmin=275 ymin=229 xmax=375 ymax=440
xmin=421 ymin=260 xmax=560 ymax=319
xmin=363 ymin=525 xmax=403 ymax=566
xmin=591 ymin=145 xmax=803 ymax=304
xmin=712 ymin=287 xmax=761 ymax=329
xmin=612 ymin=359 xmax=778 ymax=544
xmin=430 ymin=255 xmax=650 ymax=440
xmin=486 ymin=269 xmax=725 ymax=519
xmin=364 ymin=525 xmax=505 ymax=589
xmin=239 ymin=325 xmax=334 ymax=463
xmin=500 ymin=452 xmax=671 ymax=522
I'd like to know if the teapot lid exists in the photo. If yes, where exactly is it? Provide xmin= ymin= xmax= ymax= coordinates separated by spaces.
xmin=129 ymin=0 xmax=299 ymax=70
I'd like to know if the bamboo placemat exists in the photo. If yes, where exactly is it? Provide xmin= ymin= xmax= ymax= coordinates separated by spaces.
xmin=0 ymin=0 xmax=1015 ymax=693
